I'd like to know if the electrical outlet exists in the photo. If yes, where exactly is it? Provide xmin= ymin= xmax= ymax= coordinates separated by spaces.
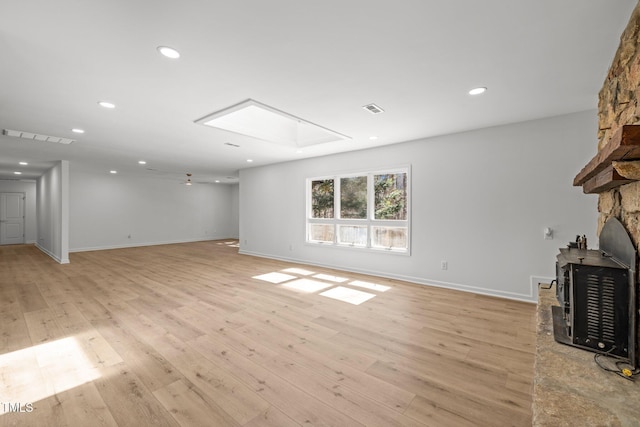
xmin=441 ymin=261 xmax=448 ymax=270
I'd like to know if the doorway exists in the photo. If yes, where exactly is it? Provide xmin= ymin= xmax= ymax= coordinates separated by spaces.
xmin=0 ymin=192 xmax=25 ymax=245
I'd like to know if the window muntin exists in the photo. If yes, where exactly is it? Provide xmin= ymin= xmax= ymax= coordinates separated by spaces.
xmin=307 ymin=168 xmax=410 ymax=253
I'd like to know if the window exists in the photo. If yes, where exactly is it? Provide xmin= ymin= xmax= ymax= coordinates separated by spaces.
xmin=307 ymin=168 xmax=410 ymax=253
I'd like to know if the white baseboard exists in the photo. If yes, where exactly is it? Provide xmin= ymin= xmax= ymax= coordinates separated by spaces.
xmin=35 ymin=243 xmax=69 ymax=264
xmin=69 ymin=237 xmax=234 ymax=253
xmin=239 ymin=249 xmax=537 ymax=303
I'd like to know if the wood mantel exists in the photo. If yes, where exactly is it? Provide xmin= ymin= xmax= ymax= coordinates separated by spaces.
xmin=574 ymin=125 xmax=640 ymax=193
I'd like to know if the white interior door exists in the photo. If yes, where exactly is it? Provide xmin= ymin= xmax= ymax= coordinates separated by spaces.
xmin=0 ymin=192 xmax=25 ymax=245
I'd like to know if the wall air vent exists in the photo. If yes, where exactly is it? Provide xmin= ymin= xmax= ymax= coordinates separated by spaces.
xmin=362 ymin=103 xmax=385 ymax=114
xmin=3 ymin=129 xmax=75 ymax=145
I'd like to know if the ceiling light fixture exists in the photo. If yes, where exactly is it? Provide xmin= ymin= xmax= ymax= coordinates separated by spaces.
xmin=110 ymin=170 xmax=117 ymax=174
xmin=185 ymin=173 xmax=192 ymax=186
xmin=98 ymin=101 xmax=116 ymax=109
xmin=71 ymin=128 xmax=85 ymax=134
xmin=215 ymin=180 xmax=220 ymax=183
xmin=247 ymin=159 xmax=253 ymax=163
xmin=369 ymin=136 xmax=378 ymax=140
xmin=138 ymin=160 xmax=147 ymax=165
xmin=14 ymin=171 xmax=22 ymax=175
xmin=19 ymin=162 xmax=28 ymax=165
xmin=468 ymin=87 xmax=487 ymax=95
xmin=157 ymin=46 xmax=180 ymax=59
xmin=195 ymin=99 xmax=351 ymax=147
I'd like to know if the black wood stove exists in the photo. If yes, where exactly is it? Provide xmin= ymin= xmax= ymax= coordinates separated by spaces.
xmin=553 ymin=217 xmax=638 ymax=368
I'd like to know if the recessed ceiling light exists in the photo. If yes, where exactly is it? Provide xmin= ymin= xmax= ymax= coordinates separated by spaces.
xmin=468 ymin=87 xmax=487 ymax=95
xmin=157 ymin=46 xmax=180 ymax=59
xmin=296 ymin=149 xmax=303 ymax=154
xmin=14 ymin=171 xmax=22 ymax=175
xmin=369 ymin=136 xmax=378 ymax=140
xmin=138 ymin=160 xmax=147 ymax=165
xmin=71 ymin=128 xmax=85 ymax=134
xmin=110 ymin=170 xmax=117 ymax=174
xmin=215 ymin=180 xmax=220 ymax=183
xmin=247 ymin=159 xmax=253 ymax=163
xmin=99 ymin=101 xmax=116 ymax=109
xmin=19 ymin=162 xmax=28 ymax=165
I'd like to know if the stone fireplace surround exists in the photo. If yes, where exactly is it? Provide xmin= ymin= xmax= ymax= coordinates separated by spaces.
xmin=593 ymin=2 xmax=640 ymax=368
xmin=533 ymin=4 xmax=640 ymax=424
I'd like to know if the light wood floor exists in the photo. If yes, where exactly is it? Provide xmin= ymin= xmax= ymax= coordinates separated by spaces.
xmin=0 ymin=240 xmax=536 ymax=426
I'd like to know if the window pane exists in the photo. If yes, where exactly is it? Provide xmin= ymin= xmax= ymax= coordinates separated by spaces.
xmin=374 ymin=173 xmax=407 ymax=220
xmin=311 ymin=179 xmax=334 ymax=218
xmin=338 ymin=225 xmax=367 ymax=246
xmin=340 ymin=176 xmax=367 ymax=219
xmin=372 ymin=226 xmax=407 ymax=249
xmin=309 ymin=224 xmax=335 ymax=242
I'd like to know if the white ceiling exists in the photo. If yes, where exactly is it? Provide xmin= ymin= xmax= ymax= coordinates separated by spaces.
xmin=0 ymin=1 xmax=636 ymax=183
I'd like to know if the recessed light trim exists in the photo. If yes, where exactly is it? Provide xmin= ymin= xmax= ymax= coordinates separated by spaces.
xmin=99 ymin=101 xmax=116 ymax=109
xmin=469 ymin=87 xmax=487 ymax=95
xmin=157 ymin=46 xmax=180 ymax=59
xmin=71 ymin=128 xmax=85 ymax=134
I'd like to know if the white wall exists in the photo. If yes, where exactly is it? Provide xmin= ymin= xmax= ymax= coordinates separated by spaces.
xmin=69 ymin=169 xmax=238 ymax=251
xmin=230 ymin=183 xmax=240 ymax=239
xmin=0 ymin=180 xmax=37 ymax=243
xmin=239 ymin=110 xmax=600 ymax=302
xmin=36 ymin=161 xmax=70 ymax=263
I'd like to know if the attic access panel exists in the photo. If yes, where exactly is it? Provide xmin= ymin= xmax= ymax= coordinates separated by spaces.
xmin=195 ymin=99 xmax=351 ymax=148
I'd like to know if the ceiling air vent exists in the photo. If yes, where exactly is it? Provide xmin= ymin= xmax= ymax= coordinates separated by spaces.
xmin=3 ymin=129 xmax=75 ymax=145
xmin=362 ymin=103 xmax=384 ymax=114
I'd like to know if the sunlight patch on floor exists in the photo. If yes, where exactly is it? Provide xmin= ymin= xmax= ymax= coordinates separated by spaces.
xmin=0 ymin=336 xmax=102 ymax=411
xmin=281 ymin=279 xmax=334 ymax=293
xmin=281 ymin=267 xmax=315 ymax=276
xmin=312 ymin=273 xmax=349 ymax=283
xmin=348 ymin=280 xmax=391 ymax=292
xmin=252 ymin=272 xmax=298 ymax=284
xmin=319 ymin=286 xmax=377 ymax=305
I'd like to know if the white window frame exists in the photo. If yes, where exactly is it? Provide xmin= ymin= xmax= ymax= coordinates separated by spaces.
xmin=306 ymin=166 xmax=411 ymax=255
